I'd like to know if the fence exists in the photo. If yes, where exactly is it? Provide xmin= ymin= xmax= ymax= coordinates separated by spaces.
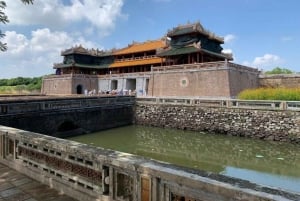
xmin=137 ymin=97 xmax=300 ymax=111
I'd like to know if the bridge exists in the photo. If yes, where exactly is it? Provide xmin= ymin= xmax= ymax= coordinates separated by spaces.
xmin=0 ymin=95 xmax=300 ymax=201
xmin=0 ymin=95 xmax=135 ymax=137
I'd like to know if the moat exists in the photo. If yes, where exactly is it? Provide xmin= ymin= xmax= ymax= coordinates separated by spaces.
xmin=69 ymin=125 xmax=300 ymax=193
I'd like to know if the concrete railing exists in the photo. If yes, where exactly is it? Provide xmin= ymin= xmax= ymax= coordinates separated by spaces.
xmin=137 ymin=97 xmax=300 ymax=111
xmin=151 ymin=61 xmax=258 ymax=73
xmin=98 ymin=71 xmax=151 ymax=78
xmin=43 ymin=73 xmax=99 ymax=79
xmin=0 ymin=96 xmax=135 ymax=115
xmin=1 ymin=125 xmax=299 ymax=201
xmin=115 ymin=55 xmax=158 ymax=62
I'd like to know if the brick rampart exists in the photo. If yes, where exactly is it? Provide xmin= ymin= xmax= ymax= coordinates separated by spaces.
xmin=148 ymin=62 xmax=259 ymax=98
xmin=42 ymin=74 xmax=98 ymax=95
xmin=259 ymin=74 xmax=300 ymax=88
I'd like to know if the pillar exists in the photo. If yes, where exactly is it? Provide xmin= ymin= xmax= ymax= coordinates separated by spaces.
xmin=0 ymin=133 xmax=7 ymax=159
xmin=0 ymin=134 xmax=3 ymax=158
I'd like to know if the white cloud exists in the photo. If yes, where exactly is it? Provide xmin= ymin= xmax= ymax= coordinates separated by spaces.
xmin=224 ymin=34 xmax=236 ymax=43
xmin=222 ymin=49 xmax=233 ymax=54
xmin=0 ymin=29 xmax=99 ymax=78
xmin=243 ymin=54 xmax=282 ymax=69
xmin=281 ymin=36 xmax=293 ymax=42
xmin=156 ymin=0 xmax=171 ymax=2
xmin=253 ymin=54 xmax=280 ymax=66
xmin=3 ymin=31 xmax=29 ymax=55
xmin=5 ymin=0 xmax=126 ymax=36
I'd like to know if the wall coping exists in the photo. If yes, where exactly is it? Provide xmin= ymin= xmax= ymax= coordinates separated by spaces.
xmin=136 ymin=97 xmax=300 ymax=111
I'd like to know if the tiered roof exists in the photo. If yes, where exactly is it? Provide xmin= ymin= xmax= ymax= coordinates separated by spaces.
xmin=167 ymin=22 xmax=224 ymax=43
xmin=61 ymin=45 xmax=112 ymax=56
xmin=158 ymin=22 xmax=232 ymax=60
xmin=55 ymin=22 xmax=233 ymax=71
xmin=110 ymin=39 xmax=166 ymax=68
xmin=113 ymin=40 xmax=166 ymax=55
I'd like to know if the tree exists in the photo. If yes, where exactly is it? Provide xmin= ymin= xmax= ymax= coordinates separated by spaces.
xmin=265 ymin=67 xmax=293 ymax=75
xmin=0 ymin=0 xmax=33 ymax=51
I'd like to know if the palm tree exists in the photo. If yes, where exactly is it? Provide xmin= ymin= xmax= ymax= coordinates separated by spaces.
xmin=0 ymin=0 xmax=33 ymax=51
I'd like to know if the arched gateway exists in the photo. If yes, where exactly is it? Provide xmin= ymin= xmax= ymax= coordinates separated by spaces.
xmin=76 ymin=85 xmax=83 ymax=94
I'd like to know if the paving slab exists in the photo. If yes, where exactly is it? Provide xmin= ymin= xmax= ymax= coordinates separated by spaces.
xmin=0 ymin=164 xmax=77 ymax=201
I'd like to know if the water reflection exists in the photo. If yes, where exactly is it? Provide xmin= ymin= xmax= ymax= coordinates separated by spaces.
xmin=69 ymin=125 xmax=300 ymax=192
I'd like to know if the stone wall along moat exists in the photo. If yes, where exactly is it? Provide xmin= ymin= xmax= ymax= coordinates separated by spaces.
xmin=135 ymin=99 xmax=300 ymax=144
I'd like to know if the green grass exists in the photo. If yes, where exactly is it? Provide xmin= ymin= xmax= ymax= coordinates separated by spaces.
xmin=0 ymin=85 xmax=40 ymax=95
xmin=238 ymin=88 xmax=300 ymax=101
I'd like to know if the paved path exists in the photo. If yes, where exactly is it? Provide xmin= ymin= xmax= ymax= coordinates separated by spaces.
xmin=0 ymin=163 xmax=77 ymax=201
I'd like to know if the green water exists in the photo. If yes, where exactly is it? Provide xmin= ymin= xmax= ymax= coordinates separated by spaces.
xmin=69 ymin=125 xmax=300 ymax=193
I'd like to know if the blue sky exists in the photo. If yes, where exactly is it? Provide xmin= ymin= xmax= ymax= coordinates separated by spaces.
xmin=0 ymin=0 xmax=299 ymax=78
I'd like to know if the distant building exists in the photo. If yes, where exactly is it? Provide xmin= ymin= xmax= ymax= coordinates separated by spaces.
xmin=42 ymin=22 xmax=259 ymax=98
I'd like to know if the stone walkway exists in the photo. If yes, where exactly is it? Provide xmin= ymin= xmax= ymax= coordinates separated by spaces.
xmin=0 ymin=163 xmax=77 ymax=201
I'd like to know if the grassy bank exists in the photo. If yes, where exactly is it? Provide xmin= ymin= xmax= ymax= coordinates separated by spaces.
xmin=238 ymin=88 xmax=300 ymax=101
xmin=0 ymin=77 xmax=42 ymax=95
xmin=0 ymin=85 xmax=41 ymax=95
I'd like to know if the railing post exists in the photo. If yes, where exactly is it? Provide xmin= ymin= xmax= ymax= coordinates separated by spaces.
xmin=0 ymin=132 xmax=7 ymax=159
xmin=280 ymin=101 xmax=287 ymax=110
xmin=0 ymin=133 xmax=3 ymax=159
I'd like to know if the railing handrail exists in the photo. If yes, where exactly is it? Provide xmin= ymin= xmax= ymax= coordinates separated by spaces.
xmin=115 ymin=55 xmax=158 ymax=62
xmin=98 ymin=71 xmax=151 ymax=78
xmin=1 ymin=125 xmax=298 ymax=201
xmin=136 ymin=97 xmax=300 ymax=111
xmin=43 ymin=73 xmax=99 ymax=79
xmin=0 ymin=96 xmax=135 ymax=115
xmin=151 ymin=61 xmax=258 ymax=73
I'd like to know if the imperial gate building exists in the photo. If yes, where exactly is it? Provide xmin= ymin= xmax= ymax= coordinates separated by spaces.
xmin=42 ymin=22 xmax=259 ymax=97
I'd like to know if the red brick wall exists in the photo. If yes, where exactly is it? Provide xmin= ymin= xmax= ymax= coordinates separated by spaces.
xmin=148 ymin=66 xmax=259 ymax=98
xmin=42 ymin=75 xmax=98 ymax=95
xmin=259 ymin=75 xmax=300 ymax=88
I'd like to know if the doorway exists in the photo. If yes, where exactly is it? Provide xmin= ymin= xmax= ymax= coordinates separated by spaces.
xmin=126 ymin=79 xmax=136 ymax=91
xmin=76 ymin=85 xmax=83 ymax=94
xmin=111 ymin=80 xmax=118 ymax=90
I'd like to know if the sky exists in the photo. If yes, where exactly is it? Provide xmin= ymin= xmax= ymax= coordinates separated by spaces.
xmin=0 ymin=0 xmax=299 ymax=78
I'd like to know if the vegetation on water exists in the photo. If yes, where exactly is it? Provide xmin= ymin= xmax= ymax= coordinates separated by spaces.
xmin=238 ymin=87 xmax=300 ymax=101
xmin=0 ymin=76 xmax=42 ymax=94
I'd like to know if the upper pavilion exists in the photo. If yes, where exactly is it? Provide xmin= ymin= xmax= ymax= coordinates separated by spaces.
xmin=53 ymin=45 xmax=113 ymax=75
xmin=110 ymin=39 xmax=166 ymax=74
xmin=157 ymin=22 xmax=232 ymax=65
xmin=53 ymin=22 xmax=232 ymax=75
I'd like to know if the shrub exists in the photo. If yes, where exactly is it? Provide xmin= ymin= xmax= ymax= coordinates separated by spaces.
xmin=0 ymin=76 xmax=42 ymax=94
xmin=238 ymin=88 xmax=300 ymax=101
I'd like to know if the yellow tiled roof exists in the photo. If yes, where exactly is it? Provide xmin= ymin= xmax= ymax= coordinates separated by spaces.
xmin=113 ymin=40 xmax=166 ymax=55
xmin=109 ymin=57 xmax=164 ymax=68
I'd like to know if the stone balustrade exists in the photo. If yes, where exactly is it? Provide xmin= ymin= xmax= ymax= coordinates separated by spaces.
xmin=0 ymin=95 xmax=135 ymax=115
xmin=151 ymin=61 xmax=258 ymax=73
xmin=0 ymin=96 xmax=135 ymax=137
xmin=137 ymin=97 xmax=300 ymax=111
xmin=1 ymin=125 xmax=299 ymax=201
